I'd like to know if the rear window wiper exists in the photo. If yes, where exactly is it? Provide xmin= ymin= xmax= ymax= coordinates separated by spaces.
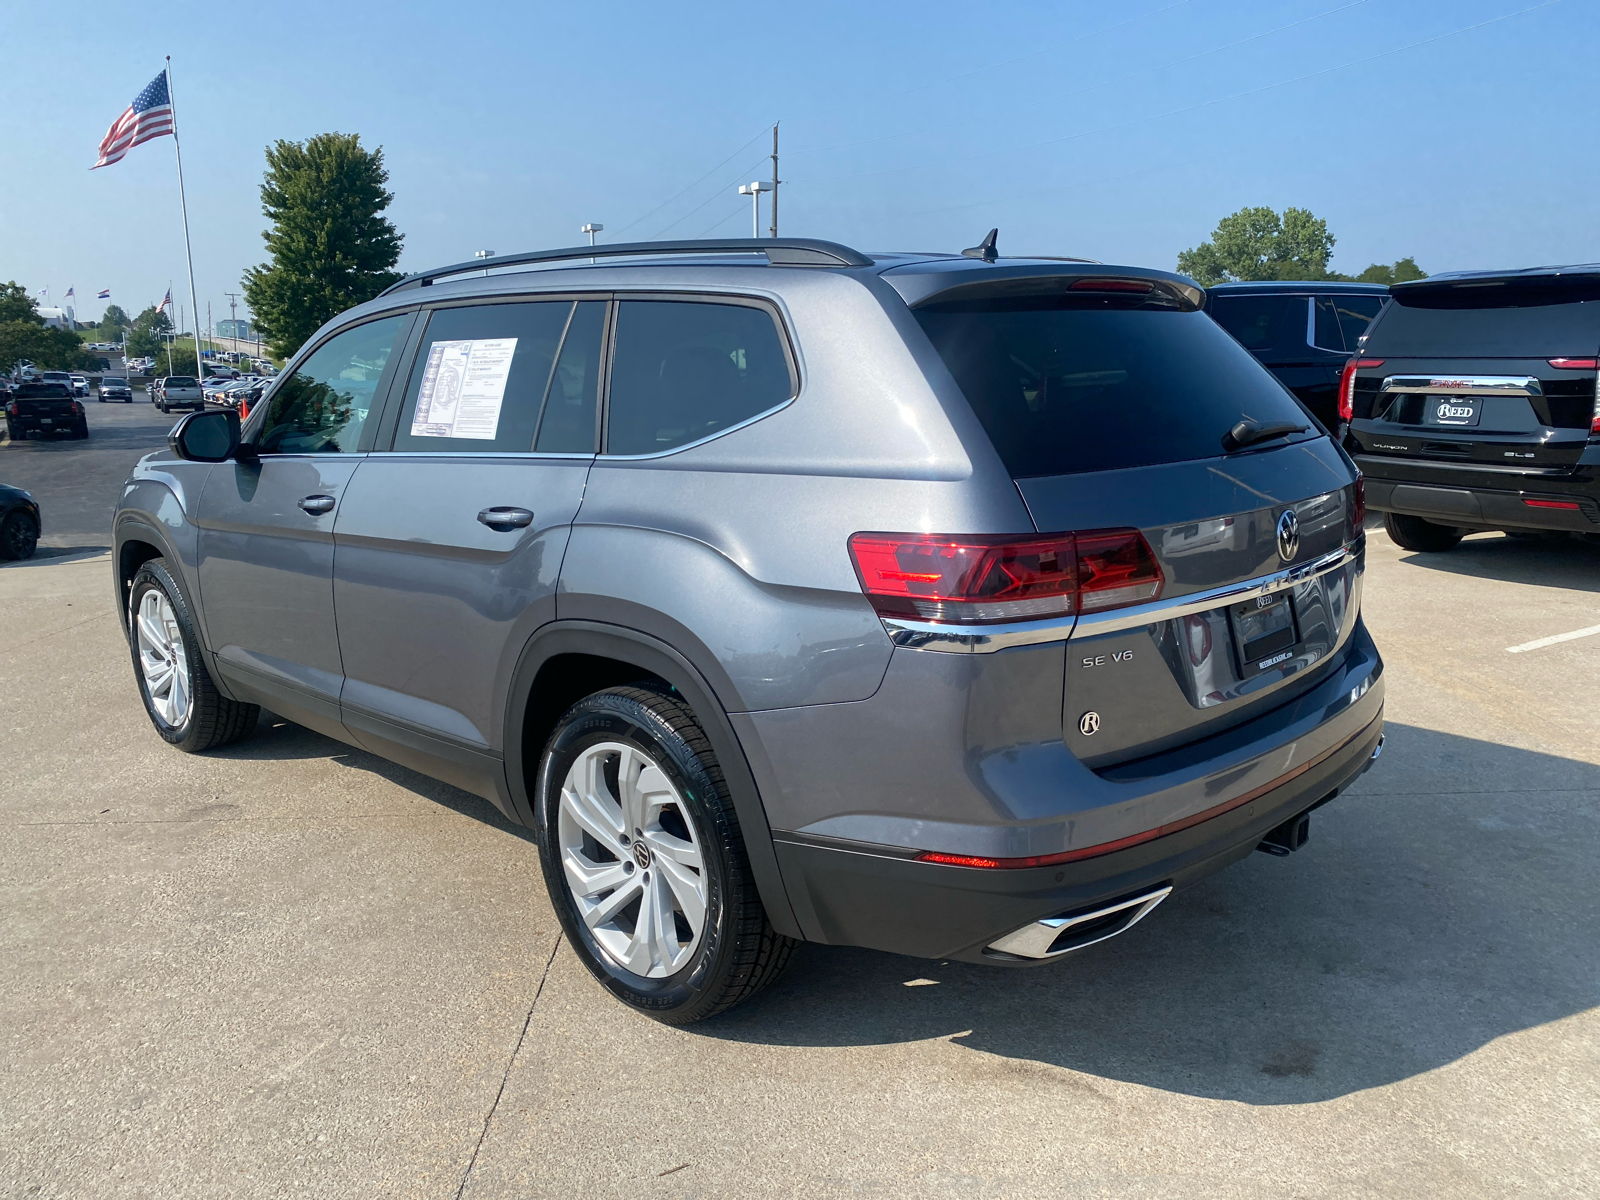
xmin=1221 ymin=418 xmax=1308 ymax=453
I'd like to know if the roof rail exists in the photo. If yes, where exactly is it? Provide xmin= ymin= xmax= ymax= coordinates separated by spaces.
xmin=379 ymin=238 xmax=875 ymax=296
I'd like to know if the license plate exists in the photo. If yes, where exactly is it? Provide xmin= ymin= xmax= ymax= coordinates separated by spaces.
xmin=1228 ymin=592 xmax=1301 ymax=678
xmin=1425 ymin=396 xmax=1481 ymax=426
xmin=39 ymin=418 xmax=52 ymax=425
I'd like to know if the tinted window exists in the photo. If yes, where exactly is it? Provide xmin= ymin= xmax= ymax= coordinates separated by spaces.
xmin=390 ymin=301 xmax=594 ymax=455
xmin=1367 ymin=297 xmax=1600 ymax=358
xmin=166 ymin=377 xmax=197 ymax=387
xmin=535 ymin=301 xmax=605 ymax=453
xmin=1207 ymin=294 xmax=1304 ymax=351
xmin=606 ymin=300 xmax=793 ymax=455
xmin=256 ymin=315 xmax=405 ymax=455
xmin=915 ymin=299 xmax=1314 ymax=478
xmin=1314 ymin=296 xmax=1384 ymax=352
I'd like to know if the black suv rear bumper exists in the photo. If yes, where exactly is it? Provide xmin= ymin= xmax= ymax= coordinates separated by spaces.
xmin=1362 ymin=471 xmax=1600 ymax=533
xmin=772 ymin=710 xmax=1383 ymax=965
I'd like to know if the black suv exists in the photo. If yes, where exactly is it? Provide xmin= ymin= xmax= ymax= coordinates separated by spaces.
xmin=1347 ymin=265 xmax=1600 ymax=552
xmin=1206 ymin=282 xmax=1388 ymax=433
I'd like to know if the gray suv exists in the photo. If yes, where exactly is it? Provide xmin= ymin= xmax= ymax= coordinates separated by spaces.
xmin=114 ymin=237 xmax=1384 ymax=1023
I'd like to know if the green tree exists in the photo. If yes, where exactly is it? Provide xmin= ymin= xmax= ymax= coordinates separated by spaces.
xmin=125 ymin=306 xmax=175 ymax=363
xmin=96 ymin=304 xmax=131 ymax=343
xmin=1354 ymin=257 xmax=1428 ymax=285
xmin=1177 ymin=206 xmax=1338 ymax=285
xmin=242 ymin=132 xmax=403 ymax=360
xmin=0 ymin=281 xmax=98 ymax=372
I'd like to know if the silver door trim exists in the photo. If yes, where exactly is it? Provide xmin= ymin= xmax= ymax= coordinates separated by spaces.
xmin=880 ymin=542 xmax=1359 ymax=653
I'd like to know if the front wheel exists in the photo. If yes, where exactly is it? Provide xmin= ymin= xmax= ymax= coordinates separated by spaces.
xmin=127 ymin=557 xmax=259 ymax=752
xmin=0 ymin=510 xmax=38 ymax=560
xmin=1384 ymin=511 xmax=1463 ymax=553
xmin=536 ymin=686 xmax=794 ymax=1024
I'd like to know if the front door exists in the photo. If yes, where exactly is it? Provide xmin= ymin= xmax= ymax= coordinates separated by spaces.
xmin=197 ymin=312 xmax=411 ymax=739
xmin=332 ymin=298 xmax=606 ymax=771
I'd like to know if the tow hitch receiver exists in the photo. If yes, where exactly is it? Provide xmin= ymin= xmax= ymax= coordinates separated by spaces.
xmin=1257 ymin=810 xmax=1311 ymax=857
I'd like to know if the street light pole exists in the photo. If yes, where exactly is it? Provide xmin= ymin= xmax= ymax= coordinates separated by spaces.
xmin=581 ymin=223 xmax=603 ymax=265
xmin=738 ymin=181 xmax=771 ymax=239
xmin=475 ymin=249 xmax=495 ymax=278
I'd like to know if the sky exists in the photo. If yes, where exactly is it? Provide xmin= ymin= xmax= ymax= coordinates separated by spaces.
xmin=2 ymin=0 xmax=1594 ymax=330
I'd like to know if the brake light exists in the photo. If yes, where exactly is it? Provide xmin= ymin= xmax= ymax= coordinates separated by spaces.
xmin=6 ymin=403 xmax=16 ymax=417
xmin=1338 ymin=358 xmax=1385 ymax=422
xmin=848 ymin=529 xmax=1162 ymax=625
xmin=1070 ymin=278 xmax=1154 ymax=293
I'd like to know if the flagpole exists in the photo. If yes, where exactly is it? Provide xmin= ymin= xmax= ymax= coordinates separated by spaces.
xmin=165 ymin=57 xmax=205 ymax=381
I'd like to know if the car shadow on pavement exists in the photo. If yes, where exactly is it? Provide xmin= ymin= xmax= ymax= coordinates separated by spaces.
xmin=1392 ymin=530 xmax=1600 ymax=591
xmin=699 ymin=721 xmax=1600 ymax=1105
xmin=213 ymin=713 xmax=535 ymax=841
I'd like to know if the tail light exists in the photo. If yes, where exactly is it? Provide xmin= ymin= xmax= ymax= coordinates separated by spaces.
xmin=6 ymin=402 xmax=16 ymax=417
xmin=848 ymin=529 xmax=1163 ymax=625
xmin=1352 ymin=474 xmax=1366 ymax=527
xmin=1547 ymin=359 xmax=1600 ymax=434
xmin=1338 ymin=358 xmax=1385 ymax=422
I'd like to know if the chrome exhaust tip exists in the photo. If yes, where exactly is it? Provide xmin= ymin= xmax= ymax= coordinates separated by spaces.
xmin=985 ymin=885 xmax=1173 ymax=961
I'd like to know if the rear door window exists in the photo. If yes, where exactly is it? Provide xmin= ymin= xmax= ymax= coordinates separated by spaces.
xmin=605 ymin=300 xmax=794 ymax=455
xmin=389 ymin=300 xmax=602 ymax=454
xmin=915 ymin=297 xmax=1315 ymax=478
xmin=1313 ymin=295 xmax=1385 ymax=352
xmin=1207 ymin=294 xmax=1305 ymax=352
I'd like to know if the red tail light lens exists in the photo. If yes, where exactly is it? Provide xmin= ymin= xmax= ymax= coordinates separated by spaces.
xmin=1069 ymin=277 xmax=1154 ymax=293
xmin=848 ymin=529 xmax=1162 ymax=625
xmin=1338 ymin=358 xmax=1385 ymax=422
xmin=1353 ymin=474 xmax=1366 ymax=527
xmin=1548 ymin=358 xmax=1598 ymax=370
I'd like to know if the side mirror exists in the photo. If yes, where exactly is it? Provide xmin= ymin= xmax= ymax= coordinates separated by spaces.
xmin=169 ymin=408 xmax=240 ymax=463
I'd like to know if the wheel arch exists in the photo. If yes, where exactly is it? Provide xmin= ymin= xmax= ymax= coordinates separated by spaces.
xmin=504 ymin=620 xmax=803 ymax=940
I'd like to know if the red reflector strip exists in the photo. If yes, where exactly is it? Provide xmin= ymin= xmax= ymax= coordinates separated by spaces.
xmin=1548 ymin=358 xmax=1598 ymax=370
xmin=1069 ymin=277 xmax=1154 ymax=293
xmin=1523 ymin=498 xmax=1581 ymax=510
xmin=912 ymin=718 xmax=1379 ymax=869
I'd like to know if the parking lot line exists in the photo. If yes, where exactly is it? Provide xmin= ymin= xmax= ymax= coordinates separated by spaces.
xmin=1505 ymin=622 xmax=1600 ymax=654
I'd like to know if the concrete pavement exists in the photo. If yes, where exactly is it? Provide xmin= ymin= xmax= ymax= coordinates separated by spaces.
xmin=1 ymin=529 xmax=1596 ymax=1197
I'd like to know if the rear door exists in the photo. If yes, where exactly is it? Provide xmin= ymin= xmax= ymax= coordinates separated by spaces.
xmin=914 ymin=285 xmax=1364 ymax=768
xmin=331 ymin=296 xmax=605 ymax=763
xmin=197 ymin=312 xmax=411 ymax=739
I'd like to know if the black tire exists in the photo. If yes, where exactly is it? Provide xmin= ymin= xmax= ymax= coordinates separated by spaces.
xmin=536 ymin=686 xmax=794 ymax=1024
xmin=127 ymin=557 xmax=259 ymax=753
xmin=1384 ymin=511 xmax=1463 ymax=553
xmin=0 ymin=509 xmax=38 ymax=560
xmin=74 ymin=421 xmax=88 ymax=439
xmin=97 ymin=395 xmax=105 ymax=403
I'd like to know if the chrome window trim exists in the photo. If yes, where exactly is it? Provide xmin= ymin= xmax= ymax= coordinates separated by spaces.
xmin=881 ymin=541 xmax=1359 ymax=654
xmin=1380 ymin=375 xmax=1543 ymax=396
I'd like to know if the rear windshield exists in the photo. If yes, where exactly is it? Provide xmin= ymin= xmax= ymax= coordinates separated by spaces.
xmin=1370 ymin=294 xmax=1600 ymax=358
xmin=915 ymin=298 xmax=1314 ymax=478
xmin=165 ymin=377 xmax=198 ymax=387
xmin=16 ymin=384 xmax=70 ymax=397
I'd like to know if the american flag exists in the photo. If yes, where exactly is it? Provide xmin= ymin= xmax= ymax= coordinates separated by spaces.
xmin=157 ymin=288 xmax=172 ymax=312
xmin=92 ymin=71 xmax=174 ymax=169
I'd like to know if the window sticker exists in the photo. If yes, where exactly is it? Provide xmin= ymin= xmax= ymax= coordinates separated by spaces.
xmin=410 ymin=338 xmax=517 ymax=439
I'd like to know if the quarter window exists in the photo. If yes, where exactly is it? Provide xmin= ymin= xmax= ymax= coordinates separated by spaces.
xmin=1207 ymin=294 xmax=1304 ymax=352
xmin=256 ymin=315 xmax=406 ymax=454
xmin=605 ymin=300 xmax=793 ymax=455
xmin=1314 ymin=295 xmax=1384 ymax=352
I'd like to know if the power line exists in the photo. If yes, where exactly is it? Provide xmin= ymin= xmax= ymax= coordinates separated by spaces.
xmin=822 ymin=0 xmax=1565 ymax=185
xmin=613 ymin=125 xmax=774 ymax=238
xmin=696 ymin=201 xmax=753 ymax=239
xmin=788 ymin=0 xmax=1371 ymax=161
xmin=650 ymin=155 xmax=771 ymax=238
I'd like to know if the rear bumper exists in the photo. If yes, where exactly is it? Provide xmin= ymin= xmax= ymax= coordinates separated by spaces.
xmin=773 ymin=710 xmax=1382 ymax=963
xmin=1361 ymin=468 xmax=1600 ymax=532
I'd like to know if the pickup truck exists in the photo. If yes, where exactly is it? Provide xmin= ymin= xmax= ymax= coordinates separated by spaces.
xmin=6 ymin=383 xmax=88 ymax=440
xmin=152 ymin=376 xmax=204 ymax=414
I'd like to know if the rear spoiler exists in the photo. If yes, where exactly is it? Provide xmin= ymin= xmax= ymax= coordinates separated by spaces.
xmin=1392 ymin=264 xmax=1600 ymax=308
xmin=885 ymin=263 xmax=1205 ymax=311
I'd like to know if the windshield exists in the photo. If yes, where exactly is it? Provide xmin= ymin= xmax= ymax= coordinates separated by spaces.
xmin=915 ymin=297 xmax=1315 ymax=478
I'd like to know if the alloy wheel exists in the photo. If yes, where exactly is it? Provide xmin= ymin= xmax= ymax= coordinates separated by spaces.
xmin=135 ymin=589 xmax=192 ymax=727
xmin=557 ymin=741 xmax=708 ymax=978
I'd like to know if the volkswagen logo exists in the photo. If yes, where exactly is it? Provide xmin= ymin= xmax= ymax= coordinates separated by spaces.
xmin=1276 ymin=509 xmax=1299 ymax=562
xmin=1078 ymin=711 xmax=1101 ymax=737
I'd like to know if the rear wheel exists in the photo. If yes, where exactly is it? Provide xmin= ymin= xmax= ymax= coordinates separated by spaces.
xmin=1384 ymin=511 xmax=1462 ymax=553
xmin=128 ymin=557 xmax=259 ymax=752
xmin=536 ymin=686 xmax=794 ymax=1024
xmin=0 ymin=510 xmax=38 ymax=560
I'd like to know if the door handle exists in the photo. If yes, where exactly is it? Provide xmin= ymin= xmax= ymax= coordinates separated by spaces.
xmin=478 ymin=506 xmax=534 ymax=531
xmin=298 ymin=494 xmax=336 ymax=515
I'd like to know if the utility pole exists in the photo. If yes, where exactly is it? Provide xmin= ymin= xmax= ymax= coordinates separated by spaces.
xmin=225 ymin=291 xmax=240 ymax=354
xmin=770 ymin=123 xmax=780 ymax=238
xmin=206 ymin=300 xmax=212 ymax=367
